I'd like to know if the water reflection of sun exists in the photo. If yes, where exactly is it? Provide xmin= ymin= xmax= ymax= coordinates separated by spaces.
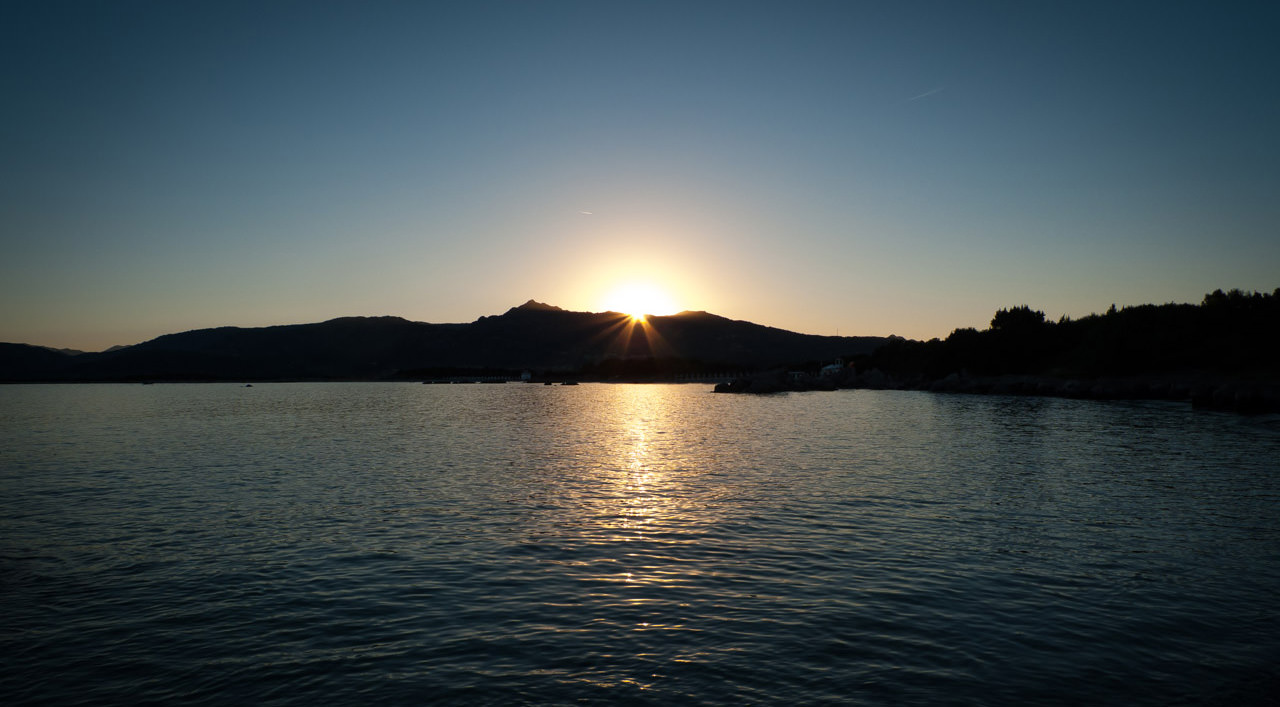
xmin=619 ymin=421 xmax=658 ymax=536
xmin=506 ymin=383 xmax=727 ymax=661
xmin=511 ymin=385 xmax=724 ymax=588
xmin=591 ymin=385 xmax=703 ymax=549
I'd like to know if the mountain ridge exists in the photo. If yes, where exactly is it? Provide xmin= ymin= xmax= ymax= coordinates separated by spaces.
xmin=1 ymin=303 xmax=886 ymax=382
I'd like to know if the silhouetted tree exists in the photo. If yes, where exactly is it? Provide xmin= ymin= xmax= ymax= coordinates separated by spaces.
xmin=990 ymin=306 xmax=1047 ymax=333
xmin=860 ymin=289 xmax=1278 ymax=383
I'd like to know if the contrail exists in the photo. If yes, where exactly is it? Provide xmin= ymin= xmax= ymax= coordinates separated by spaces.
xmin=908 ymin=87 xmax=943 ymax=101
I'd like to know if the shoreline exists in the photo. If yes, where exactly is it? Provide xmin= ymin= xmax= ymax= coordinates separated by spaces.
xmin=714 ymin=369 xmax=1280 ymax=415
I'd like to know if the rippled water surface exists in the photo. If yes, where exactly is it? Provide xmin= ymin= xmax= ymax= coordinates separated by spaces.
xmin=3 ymin=383 xmax=1279 ymax=705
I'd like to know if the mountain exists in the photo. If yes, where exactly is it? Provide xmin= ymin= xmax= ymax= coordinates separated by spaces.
xmin=0 ymin=301 xmax=887 ymax=382
xmin=0 ymin=343 xmax=74 ymax=377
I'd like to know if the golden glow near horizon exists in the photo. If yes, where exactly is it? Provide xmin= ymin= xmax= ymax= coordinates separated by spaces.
xmin=599 ymin=282 xmax=680 ymax=321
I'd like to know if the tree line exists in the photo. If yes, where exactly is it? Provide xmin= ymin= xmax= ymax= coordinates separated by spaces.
xmin=851 ymin=289 xmax=1280 ymax=381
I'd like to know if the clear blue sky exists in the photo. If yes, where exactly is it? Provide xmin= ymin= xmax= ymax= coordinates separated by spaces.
xmin=3 ymin=1 xmax=1277 ymax=350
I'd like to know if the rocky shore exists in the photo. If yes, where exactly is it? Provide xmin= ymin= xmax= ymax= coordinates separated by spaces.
xmin=714 ymin=369 xmax=1280 ymax=415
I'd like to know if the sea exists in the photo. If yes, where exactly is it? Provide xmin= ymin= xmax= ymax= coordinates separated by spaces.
xmin=2 ymin=382 xmax=1278 ymax=705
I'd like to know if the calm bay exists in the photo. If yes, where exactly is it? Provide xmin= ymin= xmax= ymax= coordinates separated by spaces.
xmin=2 ymin=383 xmax=1278 ymax=705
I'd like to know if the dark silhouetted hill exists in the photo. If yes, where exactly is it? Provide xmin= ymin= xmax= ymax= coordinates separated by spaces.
xmin=856 ymin=289 xmax=1279 ymax=381
xmin=1 ymin=301 xmax=886 ymax=382
xmin=0 ymin=343 xmax=73 ymax=378
xmin=812 ymin=288 xmax=1280 ymax=412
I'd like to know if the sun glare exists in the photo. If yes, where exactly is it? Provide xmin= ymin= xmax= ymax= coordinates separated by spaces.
xmin=601 ymin=283 xmax=679 ymax=321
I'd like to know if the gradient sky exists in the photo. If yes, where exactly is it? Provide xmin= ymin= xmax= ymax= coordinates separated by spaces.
xmin=3 ymin=1 xmax=1277 ymax=351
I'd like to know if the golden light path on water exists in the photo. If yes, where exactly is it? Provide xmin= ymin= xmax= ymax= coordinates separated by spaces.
xmin=588 ymin=385 xmax=703 ymax=581
xmin=509 ymin=382 xmax=737 ymax=677
xmin=589 ymin=385 xmax=709 ymax=686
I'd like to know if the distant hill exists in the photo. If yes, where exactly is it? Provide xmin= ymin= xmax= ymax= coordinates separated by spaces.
xmin=856 ymin=288 xmax=1280 ymax=382
xmin=0 ymin=301 xmax=886 ymax=382
xmin=0 ymin=343 xmax=74 ymax=376
xmin=712 ymin=289 xmax=1280 ymax=412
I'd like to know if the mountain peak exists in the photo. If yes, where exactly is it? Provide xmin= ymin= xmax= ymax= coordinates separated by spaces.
xmin=513 ymin=300 xmax=565 ymax=312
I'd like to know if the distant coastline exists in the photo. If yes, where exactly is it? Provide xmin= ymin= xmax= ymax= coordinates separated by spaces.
xmin=4 ymin=290 xmax=1277 ymax=413
xmin=715 ymin=368 xmax=1280 ymax=415
xmin=0 ymin=300 xmax=884 ymax=385
xmin=715 ymin=289 xmax=1280 ymax=414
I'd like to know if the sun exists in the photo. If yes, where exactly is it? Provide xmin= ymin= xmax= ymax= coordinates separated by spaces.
xmin=600 ymin=282 xmax=679 ymax=321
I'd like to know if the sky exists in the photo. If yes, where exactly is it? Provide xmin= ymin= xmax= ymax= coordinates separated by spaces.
xmin=3 ymin=0 xmax=1277 ymax=351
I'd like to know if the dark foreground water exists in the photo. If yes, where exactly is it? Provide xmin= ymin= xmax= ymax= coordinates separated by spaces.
xmin=2 ymin=383 xmax=1278 ymax=705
